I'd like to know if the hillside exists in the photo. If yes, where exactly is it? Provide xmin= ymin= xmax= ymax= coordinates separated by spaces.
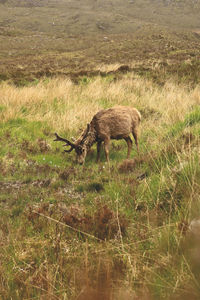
xmin=0 ymin=0 xmax=200 ymax=83
xmin=1 ymin=0 xmax=200 ymax=32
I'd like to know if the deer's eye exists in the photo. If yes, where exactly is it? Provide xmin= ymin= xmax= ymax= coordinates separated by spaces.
xmin=77 ymin=146 xmax=83 ymax=154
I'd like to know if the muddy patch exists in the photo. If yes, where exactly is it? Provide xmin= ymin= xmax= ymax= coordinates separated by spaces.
xmin=0 ymin=179 xmax=51 ymax=190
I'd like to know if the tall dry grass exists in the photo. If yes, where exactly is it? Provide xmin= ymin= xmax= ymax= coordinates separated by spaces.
xmin=0 ymin=75 xmax=200 ymax=134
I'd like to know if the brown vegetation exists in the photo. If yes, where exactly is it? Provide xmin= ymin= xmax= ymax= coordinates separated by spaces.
xmin=0 ymin=1 xmax=200 ymax=83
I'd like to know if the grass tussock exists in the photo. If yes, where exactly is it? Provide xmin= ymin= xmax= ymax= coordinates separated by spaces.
xmin=1 ymin=75 xmax=200 ymax=134
xmin=0 ymin=74 xmax=200 ymax=299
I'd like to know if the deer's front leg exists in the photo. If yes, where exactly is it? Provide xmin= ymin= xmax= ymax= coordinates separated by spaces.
xmin=96 ymin=141 xmax=102 ymax=163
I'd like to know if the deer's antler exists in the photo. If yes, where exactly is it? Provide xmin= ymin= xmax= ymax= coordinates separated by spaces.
xmin=54 ymin=133 xmax=76 ymax=153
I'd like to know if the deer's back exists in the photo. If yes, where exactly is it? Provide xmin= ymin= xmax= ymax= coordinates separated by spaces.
xmin=92 ymin=106 xmax=140 ymax=140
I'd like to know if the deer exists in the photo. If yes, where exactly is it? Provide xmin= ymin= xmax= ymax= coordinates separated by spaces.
xmin=54 ymin=106 xmax=141 ymax=165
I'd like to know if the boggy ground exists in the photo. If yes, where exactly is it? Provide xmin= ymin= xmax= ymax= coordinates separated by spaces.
xmin=0 ymin=74 xmax=200 ymax=299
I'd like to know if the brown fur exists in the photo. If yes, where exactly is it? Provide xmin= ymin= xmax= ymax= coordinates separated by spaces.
xmin=55 ymin=106 xmax=141 ymax=164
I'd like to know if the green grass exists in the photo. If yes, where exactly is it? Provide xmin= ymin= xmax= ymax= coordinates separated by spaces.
xmin=184 ymin=106 xmax=200 ymax=127
xmin=0 ymin=79 xmax=200 ymax=299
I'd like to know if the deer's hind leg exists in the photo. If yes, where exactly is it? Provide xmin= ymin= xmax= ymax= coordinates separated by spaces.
xmin=132 ymin=128 xmax=139 ymax=153
xmin=124 ymin=136 xmax=132 ymax=159
xmin=104 ymin=137 xmax=110 ymax=163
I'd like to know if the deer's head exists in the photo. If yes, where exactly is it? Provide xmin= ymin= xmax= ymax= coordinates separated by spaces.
xmin=54 ymin=124 xmax=90 ymax=165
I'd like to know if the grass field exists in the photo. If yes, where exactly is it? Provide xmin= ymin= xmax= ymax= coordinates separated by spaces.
xmin=0 ymin=74 xmax=200 ymax=299
xmin=1 ymin=0 xmax=200 ymax=298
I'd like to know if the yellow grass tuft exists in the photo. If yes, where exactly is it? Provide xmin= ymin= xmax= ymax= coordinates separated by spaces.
xmin=1 ymin=75 xmax=200 ymax=135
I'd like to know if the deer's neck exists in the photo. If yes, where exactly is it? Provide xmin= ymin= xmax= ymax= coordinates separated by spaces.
xmin=84 ymin=128 xmax=97 ymax=150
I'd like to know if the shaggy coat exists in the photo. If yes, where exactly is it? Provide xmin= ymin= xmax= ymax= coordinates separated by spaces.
xmin=54 ymin=106 xmax=141 ymax=164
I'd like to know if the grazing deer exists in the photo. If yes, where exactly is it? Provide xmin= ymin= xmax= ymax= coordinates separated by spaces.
xmin=54 ymin=106 xmax=141 ymax=164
